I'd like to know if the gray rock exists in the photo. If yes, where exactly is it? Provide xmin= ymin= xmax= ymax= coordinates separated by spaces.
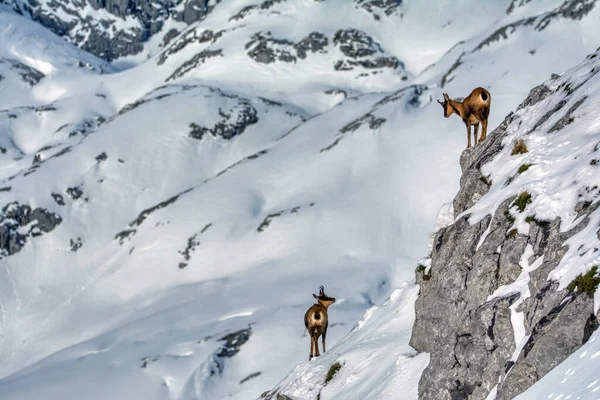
xmin=179 ymin=0 xmax=210 ymax=24
xmin=332 ymin=29 xmax=404 ymax=72
xmin=217 ymin=328 xmax=252 ymax=358
xmin=66 ymin=186 xmax=84 ymax=200
xmin=0 ymin=202 xmax=62 ymax=258
xmin=536 ymin=0 xmax=597 ymax=31
xmin=497 ymin=293 xmax=596 ymax=399
xmin=188 ymin=98 xmax=258 ymax=140
xmin=506 ymin=0 xmax=533 ymax=14
xmin=497 ymin=362 xmax=537 ymax=400
xmin=161 ymin=28 xmax=180 ymax=48
xmin=294 ymin=32 xmax=328 ymax=59
xmin=453 ymin=112 xmax=515 ymax=215
xmin=516 ymin=84 xmax=553 ymax=111
xmin=158 ymin=29 xmax=223 ymax=66
xmin=166 ymin=49 xmax=223 ymax=81
xmin=228 ymin=0 xmax=285 ymax=22
xmin=14 ymin=0 xmax=217 ymax=61
xmin=411 ymin=65 xmax=599 ymax=399
xmin=334 ymin=29 xmax=379 ymax=58
xmin=548 ymin=97 xmax=585 ymax=132
xmin=356 ymin=0 xmax=402 ymax=18
xmin=246 ymin=32 xmax=297 ymax=64
xmin=70 ymin=237 xmax=83 ymax=252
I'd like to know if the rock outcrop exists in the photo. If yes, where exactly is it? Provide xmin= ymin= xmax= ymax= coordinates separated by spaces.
xmin=0 ymin=202 xmax=62 ymax=259
xmin=411 ymin=50 xmax=600 ymax=399
xmin=6 ymin=0 xmax=218 ymax=61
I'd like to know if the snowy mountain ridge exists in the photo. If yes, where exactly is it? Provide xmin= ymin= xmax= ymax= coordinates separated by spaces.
xmin=0 ymin=0 xmax=599 ymax=399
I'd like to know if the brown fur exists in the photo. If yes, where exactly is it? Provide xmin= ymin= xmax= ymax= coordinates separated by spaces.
xmin=304 ymin=286 xmax=336 ymax=360
xmin=438 ymin=87 xmax=491 ymax=148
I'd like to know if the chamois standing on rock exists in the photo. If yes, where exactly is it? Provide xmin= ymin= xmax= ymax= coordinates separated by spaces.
xmin=438 ymin=87 xmax=491 ymax=148
xmin=304 ymin=286 xmax=336 ymax=361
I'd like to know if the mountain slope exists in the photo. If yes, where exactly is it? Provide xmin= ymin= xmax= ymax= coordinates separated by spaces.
xmin=0 ymin=1 xmax=599 ymax=399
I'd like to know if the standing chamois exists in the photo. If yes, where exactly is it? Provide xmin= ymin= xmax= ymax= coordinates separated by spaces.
xmin=304 ymin=286 xmax=336 ymax=361
xmin=438 ymin=87 xmax=491 ymax=148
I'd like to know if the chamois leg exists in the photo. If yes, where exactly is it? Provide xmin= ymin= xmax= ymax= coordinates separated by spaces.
xmin=465 ymin=123 xmax=472 ymax=148
xmin=480 ymin=119 xmax=488 ymax=142
xmin=314 ymin=335 xmax=321 ymax=357
xmin=473 ymin=123 xmax=479 ymax=146
xmin=309 ymin=335 xmax=314 ymax=360
xmin=322 ymin=329 xmax=327 ymax=353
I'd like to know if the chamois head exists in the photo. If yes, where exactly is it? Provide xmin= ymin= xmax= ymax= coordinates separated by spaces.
xmin=437 ymin=93 xmax=455 ymax=118
xmin=313 ymin=286 xmax=336 ymax=309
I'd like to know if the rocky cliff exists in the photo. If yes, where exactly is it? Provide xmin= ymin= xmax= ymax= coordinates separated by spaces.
xmin=2 ymin=0 xmax=215 ymax=61
xmin=0 ymin=0 xmax=411 ymax=62
xmin=410 ymin=47 xmax=600 ymax=399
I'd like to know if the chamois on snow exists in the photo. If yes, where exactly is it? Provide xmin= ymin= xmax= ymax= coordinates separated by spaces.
xmin=304 ymin=286 xmax=336 ymax=361
xmin=438 ymin=87 xmax=491 ymax=148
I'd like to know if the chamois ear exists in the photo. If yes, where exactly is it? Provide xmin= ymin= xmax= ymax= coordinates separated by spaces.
xmin=313 ymin=293 xmax=318 ymax=300
xmin=443 ymin=93 xmax=450 ymax=101
xmin=319 ymin=286 xmax=325 ymax=296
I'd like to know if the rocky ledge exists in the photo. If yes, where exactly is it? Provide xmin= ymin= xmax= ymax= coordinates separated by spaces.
xmin=411 ymin=49 xmax=600 ymax=400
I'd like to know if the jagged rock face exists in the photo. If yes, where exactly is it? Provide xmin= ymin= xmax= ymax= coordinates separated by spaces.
xmin=188 ymin=99 xmax=258 ymax=140
xmin=410 ymin=81 xmax=599 ymax=399
xmin=245 ymin=31 xmax=329 ymax=65
xmin=157 ymin=29 xmax=224 ymax=66
xmin=0 ymin=202 xmax=62 ymax=258
xmin=356 ymin=0 xmax=402 ymax=17
xmin=8 ymin=0 xmax=216 ymax=61
xmin=333 ymin=28 xmax=402 ymax=71
xmin=239 ymin=28 xmax=405 ymax=78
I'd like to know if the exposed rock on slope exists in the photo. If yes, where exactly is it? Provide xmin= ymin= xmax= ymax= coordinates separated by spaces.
xmin=5 ymin=0 xmax=217 ymax=61
xmin=0 ymin=202 xmax=62 ymax=259
xmin=332 ymin=28 xmax=403 ymax=72
xmin=0 ymin=58 xmax=44 ymax=86
xmin=411 ymin=48 xmax=600 ymax=400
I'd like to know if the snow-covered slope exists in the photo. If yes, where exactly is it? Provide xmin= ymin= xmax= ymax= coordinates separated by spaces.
xmin=516 ymin=330 xmax=600 ymax=400
xmin=0 ymin=0 xmax=599 ymax=399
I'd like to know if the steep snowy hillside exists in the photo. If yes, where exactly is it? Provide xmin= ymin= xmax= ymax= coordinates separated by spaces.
xmin=0 ymin=0 xmax=599 ymax=399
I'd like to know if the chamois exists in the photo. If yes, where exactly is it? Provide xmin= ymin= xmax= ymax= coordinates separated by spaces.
xmin=437 ymin=87 xmax=491 ymax=148
xmin=304 ymin=286 xmax=336 ymax=361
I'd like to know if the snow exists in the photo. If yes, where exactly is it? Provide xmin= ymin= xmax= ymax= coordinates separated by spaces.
xmin=0 ymin=0 xmax=599 ymax=399
xmin=516 ymin=331 xmax=600 ymax=400
xmin=488 ymin=244 xmax=544 ymax=363
xmin=267 ymin=284 xmax=429 ymax=400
